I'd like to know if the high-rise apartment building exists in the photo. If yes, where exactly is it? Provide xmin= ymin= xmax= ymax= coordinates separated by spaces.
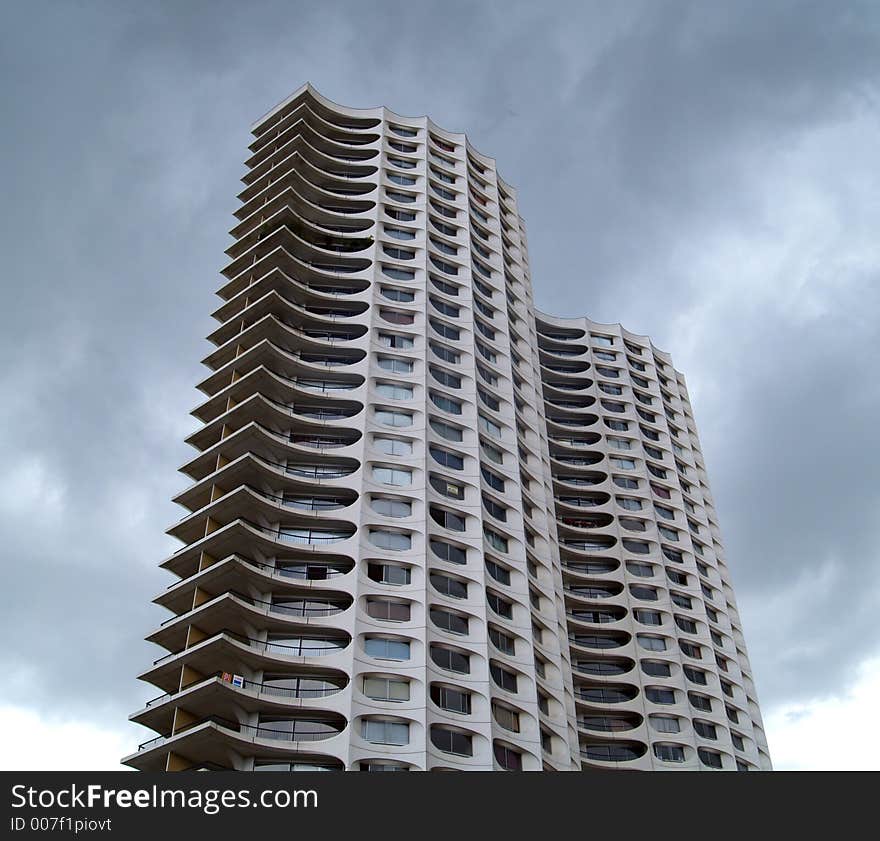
xmin=124 ymin=85 xmax=771 ymax=772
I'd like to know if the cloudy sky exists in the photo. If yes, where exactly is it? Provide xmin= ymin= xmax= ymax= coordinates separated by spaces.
xmin=1 ymin=0 xmax=878 ymax=770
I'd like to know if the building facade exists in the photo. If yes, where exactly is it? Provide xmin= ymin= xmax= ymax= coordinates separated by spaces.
xmin=124 ymin=85 xmax=771 ymax=772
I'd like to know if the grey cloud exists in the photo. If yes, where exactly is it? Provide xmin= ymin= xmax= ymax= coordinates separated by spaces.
xmin=1 ymin=0 xmax=878 ymax=762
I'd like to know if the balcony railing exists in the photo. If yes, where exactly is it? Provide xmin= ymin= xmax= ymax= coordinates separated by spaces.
xmin=141 ymin=671 xmax=346 ymax=710
xmin=151 ymin=629 xmax=349 ymax=666
xmin=137 ymin=715 xmax=345 ymax=752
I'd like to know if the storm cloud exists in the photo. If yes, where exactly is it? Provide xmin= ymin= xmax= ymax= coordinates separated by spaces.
xmin=1 ymin=0 xmax=878 ymax=766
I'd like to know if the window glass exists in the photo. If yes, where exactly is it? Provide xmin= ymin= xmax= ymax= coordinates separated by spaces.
xmin=430 ymin=366 xmax=462 ymax=388
xmin=431 ymin=685 xmax=471 ymax=714
xmin=362 ymin=719 xmax=410 ymax=745
xmin=430 ymin=392 xmax=462 ymax=414
xmin=430 ymin=573 xmax=468 ymax=599
xmin=382 ymin=264 xmax=415 ymax=280
xmin=481 ymin=466 xmax=505 ymax=491
xmin=430 ymin=418 xmax=463 ymax=441
xmin=377 ymin=357 xmax=413 ymax=374
xmin=489 ymin=626 xmax=516 ymax=654
xmin=370 ymin=497 xmax=412 ymax=519
xmin=363 ymin=677 xmax=410 ymax=701
xmin=430 ymin=342 xmax=460 ymax=364
xmin=430 ymin=474 xmax=466 ymax=500
xmin=386 ymin=207 xmax=416 ymax=222
xmin=372 ymin=466 xmax=412 ymax=486
xmin=646 ymin=687 xmax=676 ymax=704
xmin=381 ymin=286 xmax=415 ymax=302
xmin=430 ymin=726 xmax=473 ymax=756
xmin=366 ymin=599 xmax=411 ymax=621
xmin=369 ymin=530 xmax=412 ymax=550
xmin=430 ymin=646 xmax=470 ymax=673
xmin=490 ymin=663 xmax=518 ymax=692
xmin=378 ymin=333 xmax=414 ymax=350
xmin=653 ymin=744 xmax=685 ymax=762
xmin=642 ymin=660 xmax=672 ymax=677
xmin=431 ymin=540 xmax=467 ymax=565
xmin=637 ymin=635 xmax=667 ymax=651
xmin=373 ymin=437 xmax=413 ymax=456
xmin=485 ymin=559 xmax=511 ymax=585
xmin=651 ymin=716 xmax=680 ymax=733
xmin=482 ymin=494 xmax=507 ymax=522
xmin=375 ymin=409 xmax=413 ymax=427
xmin=364 ymin=638 xmax=410 ymax=660
xmin=430 ymin=607 xmax=468 ymax=635
xmin=484 ymin=527 xmax=508 ymax=553
xmin=431 ymin=506 xmax=467 ymax=532
xmin=367 ymin=562 xmax=411 ymax=585
xmin=376 ymin=382 xmax=414 ymax=400
xmin=430 ymin=446 xmax=464 ymax=470
xmin=481 ymin=442 xmax=504 ymax=464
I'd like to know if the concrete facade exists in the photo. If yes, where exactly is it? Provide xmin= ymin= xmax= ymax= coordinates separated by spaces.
xmin=124 ymin=85 xmax=771 ymax=771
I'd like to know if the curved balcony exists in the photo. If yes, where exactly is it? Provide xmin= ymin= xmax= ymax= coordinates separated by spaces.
xmin=229 ymin=194 xmax=375 ymax=259
xmin=131 ymin=670 xmax=350 ymax=735
xmin=549 ymin=433 xmax=602 ymax=449
xmin=199 ymin=338 xmax=366 ymax=400
xmin=550 ymin=452 xmax=604 ymax=469
xmin=216 ymin=266 xmax=371 ymax=320
xmin=208 ymin=318 xmax=370 ymax=377
xmin=564 ymin=582 xmax=624 ymax=602
xmin=249 ymin=97 xmax=380 ymax=160
xmin=217 ymin=276 xmax=370 ymax=332
xmin=580 ymin=740 xmax=647 ymax=766
xmin=155 ymin=552 xmax=355 ymax=617
xmin=557 ymin=512 xmax=614 ymax=531
xmin=182 ymin=419 xmax=362 ymax=483
xmin=560 ymin=535 xmax=618 ymax=553
xmin=191 ymin=366 xmax=365 ymax=426
xmin=214 ymin=262 xmax=370 ymax=324
xmin=222 ymin=225 xmax=372 ymax=284
xmin=573 ymin=658 xmax=635 ymax=677
xmin=573 ymin=683 xmax=639 ymax=705
xmin=569 ymin=631 xmax=632 ymax=651
xmin=125 ymin=713 xmax=348 ymax=772
xmin=219 ymin=244 xmax=374 ymax=303
xmin=577 ymin=712 xmax=643 ymax=733
xmin=243 ymin=131 xmax=378 ymax=192
xmin=160 ymin=516 xmax=358 ymax=582
xmin=264 ymin=396 xmax=363 ymax=423
xmin=567 ymin=605 xmax=628 ymax=626
xmin=543 ymin=377 xmax=593 ymax=393
xmin=546 ymin=413 xmax=599 ymax=430
xmin=237 ymin=164 xmax=376 ymax=233
xmin=174 ymin=447 xmax=360 ymax=514
xmin=241 ymin=142 xmax=378 ymax=204
xmin=535 ymin=322 xmax=586 ymax=341
xmin=138 ymin=628 xmax=354 ymax=705
xmin=553 ymin=472 xmax=608 ymax=490
xmin=544 ymin=396 xmax=596 ymax=411
xmin=197 ymin=581 xmax=352 ymax=624
xmin=176 ymin=450 xmax=360 ymax=500
xmin=555 ymin=493 xmax=611 ymax=511
xmin=148 ymin=588 xmax=355 ymax=653
xmin=261 ymin=95 xmax=381 ymax=138
xmin=248 ymin=113 xmax=378 ymax=177
xmin=561 ymin=559 xmax=620 ymax=577
xmin=140 ymin=672 xmax=347 ymax=713
xmin=185 ymin=393 xmax=364 ymax=461
xmin=540 ymin=360 xmax=591 ymax=375
xmin=538 ymin=344 xmax=588 ymax=361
